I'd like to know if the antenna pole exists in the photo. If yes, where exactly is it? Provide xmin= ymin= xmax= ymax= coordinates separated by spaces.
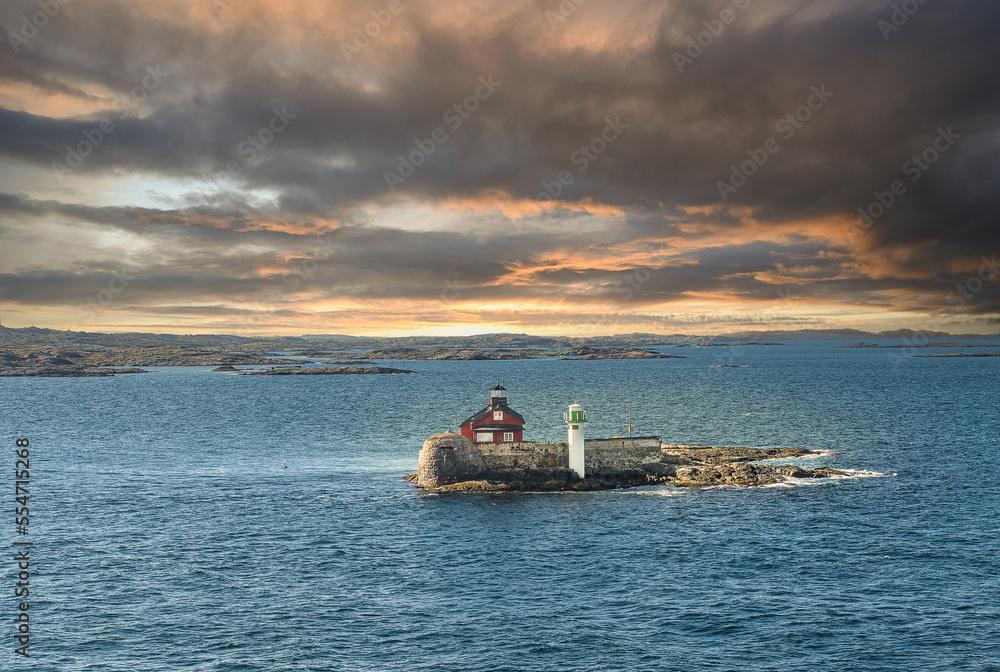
xmin=627 ymin=389 xmax=632 ymax=438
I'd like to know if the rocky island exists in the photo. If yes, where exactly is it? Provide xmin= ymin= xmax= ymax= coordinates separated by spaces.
xmin=915 ymin=352 xmax=1000 ymax=357
xmin=555 ymin=347 xmax=682 ymax=359
xmin=0 ymin=348 xmax=152 ymax=377
xmin=675 ymin=341 xmax=786 ymax=347
xmin=0 ymin=344 xmax=422 ymax=377
xmin=408 ymin=432 xmax=843 ymax=492
xmin=407 ymin=384 xmax=848 ymax=493
xmin=329 ymin=348 xmax=547 ymax=360
xmin=837 ymin=341 xmax=1000 ymax=349
xmin=238 ymin=365 xmax=416 ymax=375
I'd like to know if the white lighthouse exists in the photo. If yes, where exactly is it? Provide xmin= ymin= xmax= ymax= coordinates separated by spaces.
xmin=564 ymin=402 xmax=588 ymax=478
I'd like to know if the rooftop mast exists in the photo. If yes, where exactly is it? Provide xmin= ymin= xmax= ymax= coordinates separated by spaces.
xmin=627 ymin=389 xmax=632 ymax=438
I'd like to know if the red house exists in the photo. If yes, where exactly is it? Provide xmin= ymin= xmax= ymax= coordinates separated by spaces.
xmin=459 ymin=383 xmax=526 ymax=444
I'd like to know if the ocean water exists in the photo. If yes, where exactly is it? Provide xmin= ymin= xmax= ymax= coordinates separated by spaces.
xmin=2 ymin=341 xmax=999 ymax=671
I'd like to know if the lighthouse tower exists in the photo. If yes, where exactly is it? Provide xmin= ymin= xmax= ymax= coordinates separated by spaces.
xmin=564 ymin=402 xmax=588 ymax=478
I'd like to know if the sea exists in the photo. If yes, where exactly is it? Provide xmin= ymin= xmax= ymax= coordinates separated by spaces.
xmin=2 ymin=340 xmax=999 ymax=671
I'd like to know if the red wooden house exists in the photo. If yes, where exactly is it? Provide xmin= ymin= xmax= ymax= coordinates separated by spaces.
xmin=459 ymin=383 xmax=525 ymax=444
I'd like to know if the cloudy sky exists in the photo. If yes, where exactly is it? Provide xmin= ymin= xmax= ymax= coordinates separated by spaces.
xmin=1 ymin=0 xmax=998 ymax=336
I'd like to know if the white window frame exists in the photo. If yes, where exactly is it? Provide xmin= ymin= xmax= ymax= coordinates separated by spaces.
xmin=475 ymin=432 xmax=493 ymax=443
xmin=493 ymin=410 xmax=503 ymax=420
xmin=503 ymin=432 xmax=514 ymax=442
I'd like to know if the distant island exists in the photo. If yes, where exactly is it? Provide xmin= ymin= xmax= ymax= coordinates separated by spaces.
xmin=838 ymin=341 xmax=1000 ymax=349
xmin=327 ymin=346 xmax=683 ymax=360
xmin=0 ymin=346 xmax=306 ymax=377
xmin=237 ymin=366 xmax=417 ymax=375
xmin=0 ymin=346 xmax=422 ymax=377
xmin=675 ymin=341 xmax=786 ymax=347
xmin=0 ymin=334 xmax=684 ymax=377
xmin=915 ymin=352 xmax=1000 ymax=358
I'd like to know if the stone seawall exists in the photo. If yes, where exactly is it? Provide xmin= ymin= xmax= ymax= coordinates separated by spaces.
xmin=584 ymin=437 xmax=665 ymax=473
xmin=416 ymin=432 xmax=664 ymax=487
xmin=412 ymin=432 xmax=840 ymax=491
xmin=477 ymin=441 xmax=567 ymax=472
xmin=475 ymin=437 xmax=664 ymax=473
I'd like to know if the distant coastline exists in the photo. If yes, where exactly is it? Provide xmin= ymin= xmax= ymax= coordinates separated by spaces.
xmin=914 ymin=352 xmax=1000 ymax=358
xmin=838 ymin=341 xmax=1000 ymax=349
xmin=2 ymin=325 xmax=999 ymax=377
xmin=0 ymin=343 xmax=681 ymax=377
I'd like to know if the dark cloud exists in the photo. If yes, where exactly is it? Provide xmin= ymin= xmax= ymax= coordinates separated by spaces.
xmin=1 ymin=0 xmax=999 ymax=328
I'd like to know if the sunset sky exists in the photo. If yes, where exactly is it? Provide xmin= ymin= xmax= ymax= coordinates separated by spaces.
xmin=1 ymin=0 xmax=998 ymax=336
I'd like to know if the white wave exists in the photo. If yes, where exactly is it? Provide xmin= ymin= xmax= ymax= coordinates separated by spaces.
xmin=616 ymin=487 xmax=691 ymax=497
xmin=780 ymin=468 xmax=895 ymax=486
xmin=822 ymin=468 xmax=894 ymax=480
xmin=757 ymin=449 xmax=837 ymax=463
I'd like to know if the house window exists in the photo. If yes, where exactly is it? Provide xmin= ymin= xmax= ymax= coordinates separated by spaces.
xmin=475 ymin=432 xmax=493 ymax=443
xmin=503 ymin=432 xmax=514 ymax=442
xmin=494 ymin=410 xmax=503 ymax=420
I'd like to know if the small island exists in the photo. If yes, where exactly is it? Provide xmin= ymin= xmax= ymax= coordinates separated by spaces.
xmin=915 ymin=352 xmax=1000 ymax=358
xmin=555 ymin=346 xmax=682 ymax=359
xmin=0 ymin=345 xmax=307 ymax=377
xmin=408 ymin=433 xmax=843 ymax=492
xmin=408 ymin=384 xmax=844 ymax=492
xmin=675 ymin=341 xmax=786 ymax=347
xmin=1 ymin=348 xmax=151 ymax=377
xmin=238 ymin=365 xmax=416 ymax=375
xmin=837 ymin=341 xmax=1000 ymax=349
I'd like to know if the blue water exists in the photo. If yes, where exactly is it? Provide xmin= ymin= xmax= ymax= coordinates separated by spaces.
xmin=2 ymin=341 xmax=999 ymax=671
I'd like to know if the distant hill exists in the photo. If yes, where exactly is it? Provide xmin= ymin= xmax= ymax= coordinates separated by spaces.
xmin=714 ymin=328 xmax=999 ymax=341
xmin=1 ymin=325 xmax=996 ymax=351
xmin=0 ymin=325 xmax=308 ymax=350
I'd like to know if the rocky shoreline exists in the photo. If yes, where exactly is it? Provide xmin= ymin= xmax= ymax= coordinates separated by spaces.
xmin=408 ymin=441 xmax=845 ymax=492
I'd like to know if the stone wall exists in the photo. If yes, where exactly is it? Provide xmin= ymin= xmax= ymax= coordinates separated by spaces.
xmin=416 ymin=432 xmax=665 ymax=486
xmin=476 ymin=441 xmax=567 ymax=472
xmin=584 ymin=437 xmax=664 ymax=472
